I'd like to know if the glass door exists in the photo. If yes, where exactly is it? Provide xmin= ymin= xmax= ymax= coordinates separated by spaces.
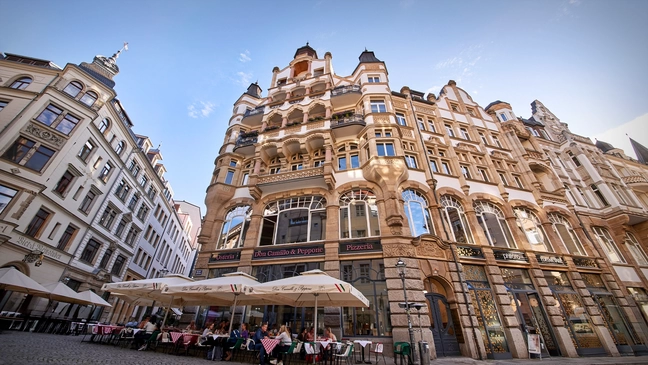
xmin=426 ymin=293 xmax=460 ymax=357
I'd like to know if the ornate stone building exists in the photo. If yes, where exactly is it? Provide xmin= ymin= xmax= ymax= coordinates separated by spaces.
xmin=194 ymin=44 xmax=648 ymax=359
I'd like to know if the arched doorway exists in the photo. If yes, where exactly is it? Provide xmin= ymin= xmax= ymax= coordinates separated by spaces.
xmin=426 ymin=278 xmax=460 ymax=357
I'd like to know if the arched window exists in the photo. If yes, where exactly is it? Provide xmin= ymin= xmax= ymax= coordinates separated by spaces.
xmin=63 ymin=81 xmax=83 ymax=97
xmin=548 ymin=213 xmax=585 ymax=255
xmin=80 ymin=91 xmax=98 ymax=107
xmin=217 ymin=205 xmax=252 ymax=249
xmin=260 ymin=196 xmax=326 ymax=245
xmin=514 ymin=208 xmax=553 ymax=252
xmin=440 ymin=195 xmax=473 ymax=244
xmin=625 ymin=232 xmax=648 ymax=266
xmin=474 ymin=201 xmax=516 ymax=248
xmin=402 ymin=189 xmax=434 ymax=236
xmin=98 ymin=118 xmax=110 ymax=134
xmin=339 ymin=190 xmax=380 ymax=239
xmin=114 ymin=141 xmax=125 ymax=155
xmin=10 ymin=77 xmax=32 ymax=90
xmin=592 ymin=227 xmax=625 ymax=264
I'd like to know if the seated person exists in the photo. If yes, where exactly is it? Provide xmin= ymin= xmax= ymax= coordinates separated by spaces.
xmin=254 ymin=323 xmax=270 ymax=365
xmin=224 ymin=323 xmax=243 ymax=361
xmin=185 ymin=320 xmax=197 ymax=332
xmin=137 ymin=324 xmax=161 ymax=351
xmin=273 ymin=325 xmax=293 ymax=365
xmin=324 ymin=327 xmax=337 ymax=342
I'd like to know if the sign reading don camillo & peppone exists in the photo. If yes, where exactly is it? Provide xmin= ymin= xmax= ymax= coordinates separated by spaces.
xmin=252 ymin=245 xmax=325 ymax=260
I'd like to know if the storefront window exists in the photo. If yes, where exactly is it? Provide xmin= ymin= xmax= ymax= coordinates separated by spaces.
xmin=548 ymin=213 xmax=585 ymax=256
xmin=217 ymin=205 xmax=251 ymax=249
xmin=474 ymin=201 xmax=516 ymax=248
xmin=440 ymin=195 xmax=473 ymax=244
xmin=402 ymin=189 xmax=434 ymax=236
xmin=514 ymin=208 xmax=553 ymax=252
xmin=339 ymin=190 xmax=380 ymax=239
xmin=260 ymin=196 xmax=326 ymax=245
xmin=463 ymin=265 xmax=510 ymax=358
xmin=340 ymin=259 xmax=390 ymax=337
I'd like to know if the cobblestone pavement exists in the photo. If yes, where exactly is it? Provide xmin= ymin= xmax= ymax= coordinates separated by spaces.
xmin=1 ymin=331 xmax=648 ymax=365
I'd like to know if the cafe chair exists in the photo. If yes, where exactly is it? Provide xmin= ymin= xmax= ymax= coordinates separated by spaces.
xmin=393 ymin=342 xmax=412 ymax=365
xmin=369 ymin=343 xmax=385 ymax=365
xmin=335 ymin=343 xmax=353 ymax=365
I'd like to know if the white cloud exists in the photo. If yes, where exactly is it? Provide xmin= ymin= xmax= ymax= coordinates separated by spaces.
xmin=591 ymin=112 xmax=648 ymax=160
xmin=188 ymin=101 xmax=216 ymax=119
xmin=235 ymin=71 xmax=253 ymax=86
xmin=239 ymin=50 xmax=251 ymax=63
xmin=433 ymin=45 xmax=485 ymax=82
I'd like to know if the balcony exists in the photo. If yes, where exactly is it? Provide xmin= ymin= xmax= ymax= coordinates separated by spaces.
xmin=330 ymin=85 xmax=362 ymax=108
xmin=255 ymin=166 xmax=333 ymax=196
xmin=242 ymin=106 xmax=265 ymax=126
xmin=331 ymin=114 xmax=365 ymax=138
xmin=234 ymin=131 xmax=258 ymax=155
xmin=623 ymin=175 xmax=648 ymax=192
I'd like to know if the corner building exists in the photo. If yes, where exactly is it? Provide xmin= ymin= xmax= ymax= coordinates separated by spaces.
xmin=195 ymin=45 xmax=648 ymax=359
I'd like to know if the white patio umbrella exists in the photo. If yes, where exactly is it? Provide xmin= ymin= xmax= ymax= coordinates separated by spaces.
xmin=163 ymin=271 xmax=263 ymax=335
xmin=42 ymin=282 xmax=88 ymax=305
xmin=77 ymin=290 xmax=112 ymax=307
xmin=247 ymin=269 xmax=370 ymax=363
xmin=0 ymin=267 xmax=50 ymax=296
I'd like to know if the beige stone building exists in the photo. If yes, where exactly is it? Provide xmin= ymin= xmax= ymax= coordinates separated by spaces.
xmin=194 ymin=44 xmax=648 ymax=359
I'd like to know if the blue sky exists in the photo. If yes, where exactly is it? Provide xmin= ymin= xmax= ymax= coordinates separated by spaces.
xmin=2 ymin=0 xmax=647 ymax=212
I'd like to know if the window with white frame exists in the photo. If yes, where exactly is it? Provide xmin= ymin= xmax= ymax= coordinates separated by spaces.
xmin=474 ymin=201 xmax=516 ymax=248
xmin=592 ymin=227 xmax=625 ymax=264
xmin=217 ymin=205 xmax=252 ymax=249
xmin=625 ymin=232 xmax=648 ymax=266
xmin=370 ymin=99 xmax=387 ymax=113
xmin=405 ymin=154 xmax=418 ymax=169
xmin=114 ymin=141 xmax=125 ymax=155
xmin=460 ymin=165 xmax=471 ymax=179
xmin=417 ymin=118 xmax=425 ymax=131
xmin=376 ymin=142 xmax=395 ymax=157
xmin=548 ymin=213 xmax=585 ymax=255
xmin=514 ymin=208 xmax=552 ymax=252
xmin=0 ymin=100 xmax=8 ymax=111
xmin=440 ymin=195 xmax=473 ymax=244
xmin=98 ymin=118 xmax=110 ymax=134
xmin=261 ymin=196 xmax=327 ymax=244
xmin=99 ymin=162 xmax=113 ymax=182
xmin=367 ymin=75 xmax=380 ymax=83
xmin=402 ymin=189 xmax=434 ymax=236
xmin=340 ymin=190 xmax=379 ymax=239
xmin=10 ymin=77 xmax=32 ymax=90
xmin=396 ymin=113 xmax=407 ymax=126
xmin=445 ymin=124 xmax=455 ymax=137
xmin=63 ymin=81 xmax=83 ymax=97
xmin=0 ymin=184 xmax=18 ymax=214
xmin=591 ymin=184 xmax=609 ymax=207
xmin=460 ymin=128 xmax=470 ymax=140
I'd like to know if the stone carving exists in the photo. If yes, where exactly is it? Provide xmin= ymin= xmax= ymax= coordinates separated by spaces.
xmin=411 ymin=234 xmax=449 ymax=259
xmin=414 ymin=106 xmax=435 ymax=115
xmin=24 ymin=123 xmax=65 ymax=148
xmin=402 ymin=130 xmax=413 ymax=138
xmin=11 ymin=190 xmax=37 ymax=220
xmin=382 ymin=243 xmax=416 ymax=258
xmin=364 ymin=64 xmax=381 ymax=70
xmin=393 ymin=101 xmax=407 ymax=109
xmin=307 ymin=121 xmax=325 ymax=130
xmin=258 ymin=167 xmax=324 ymax=184
xmin=374 ymin=116 xmax=390 ymax=124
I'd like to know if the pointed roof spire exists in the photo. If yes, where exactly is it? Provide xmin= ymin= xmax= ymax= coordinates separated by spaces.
xmin=78 ymin=43 xmax=128 ymax=88
xmin=630 ymin=137 xmax=648 ymax=165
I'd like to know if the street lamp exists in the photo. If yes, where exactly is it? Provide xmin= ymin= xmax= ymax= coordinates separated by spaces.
xmin=396 ymin=258 xmax=419 ymax=365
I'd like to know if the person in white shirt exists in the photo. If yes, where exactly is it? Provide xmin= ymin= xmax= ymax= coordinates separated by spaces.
xmin=271 ymin=325 xmax=293 ymax=365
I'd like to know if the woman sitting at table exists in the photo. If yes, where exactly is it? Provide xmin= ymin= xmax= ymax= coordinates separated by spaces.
xmin=305 ymin=327 xmax=315 ymax=342
xmin=185 ymin=320 xmax=197 ymax=332
xmin=223 ymin=323 xmax=243 ymax=361
xmin=272 ymin=325 xmax=293 ymax=365
xmin=137 ymin=323 xmax=161 ymax=351
xmin=297 ymin=327 xmax=308 ymax=342
xmin=241 ymin=323 xmax=250 ymax=339
xmin=324 ymin=327 xmax=337 ymax=342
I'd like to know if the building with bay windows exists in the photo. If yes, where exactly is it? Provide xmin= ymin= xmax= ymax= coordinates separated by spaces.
xmin=195 ymin=44 xmax=648 ymax=359
xmin=0 ymin=51 xmax=198 ymax=323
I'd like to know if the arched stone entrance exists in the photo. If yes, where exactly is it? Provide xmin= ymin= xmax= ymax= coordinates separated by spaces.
xmin=426 ymin=277 xmax=460 ymax=357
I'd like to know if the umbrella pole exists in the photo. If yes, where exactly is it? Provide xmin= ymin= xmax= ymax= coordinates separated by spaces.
xmin=313 ymin=294 xmax=318 ymax=365
xmin=161 ymin=296 xmax=173 ymax=328
xmin=228 ymin=294 xmax=238 ymax=336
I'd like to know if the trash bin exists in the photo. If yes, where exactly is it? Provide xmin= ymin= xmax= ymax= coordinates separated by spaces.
xmin=419 ymin=341 xmax=430 ymax=365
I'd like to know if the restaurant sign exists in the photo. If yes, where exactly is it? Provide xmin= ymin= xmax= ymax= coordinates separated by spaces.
xmin=493 ymin=249 xmax=528 ymax=262
xmin=209 ymin=251 xmax=241 ymax=263
xmin=15 ymin=235 xmax=63 ymax=261
xmin=456 ymin=246 xmax=484 ymax=258
xmin=536 ymin=254 xmax=566 ymax=265
xmin=573 ymin=257 xmax=598 ymax=268
xmin=252 ymin=245 xmax=325 ymax=260
xmin=339 ymin=241 xmax=382 ymax=254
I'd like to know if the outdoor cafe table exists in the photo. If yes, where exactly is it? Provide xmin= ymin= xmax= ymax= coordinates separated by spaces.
xmin=210 ymin=334 xmax=230 ymax=361
xmin=353 ymin=340 xmax=372 ymax=364
xmin=261 ymin=338 xmax=281 ymax=354
xmin=170 ymin=332 xmax=200 ymax=355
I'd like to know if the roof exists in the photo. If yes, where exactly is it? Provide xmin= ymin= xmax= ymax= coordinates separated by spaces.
xmin=595 ymin=140 xmax=615 ymax=153
xmin=484 ymin=100 xmax=509 ymax=111
xmin=78 ymin=63 xmax=116 ymax=89
xmin=630 ymin=138 xmax=648 ymax=165
xmin=2 ymin=53 xmax=62 ymax=70
xmin=294 ymin=43 xmax=317 ymax=59
xmin=521 ymin=116 xmax=544 ymax=127
xmin=358 ymin=50 xmax=381 ymax=63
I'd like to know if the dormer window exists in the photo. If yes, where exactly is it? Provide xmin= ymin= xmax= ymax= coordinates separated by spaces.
xmin=499 ymin=113 xmax=508 ymax=121
xmin=313 ymin=68 xmax=324 ymax=77
xmin=63 ymin=81 xmax=83 ymax=98
xmin=80 ymin=91 xmax=98 ymax=107
xmin=10 ymin=77 xmax=32 ymax=90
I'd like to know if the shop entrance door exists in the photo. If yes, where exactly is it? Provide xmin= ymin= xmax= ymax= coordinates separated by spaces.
xmin=509 ymin=291 xmax=560 ymax=357
xmin=426 ymin=293 xmax=460 ymax=357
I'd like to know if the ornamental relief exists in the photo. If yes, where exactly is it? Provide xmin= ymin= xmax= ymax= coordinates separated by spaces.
xmin=411 ymin=234 xmax=449 ymax=259
xmin=11 ymin=190 xmax=37 ymax=220
xmin=414 ymin=106 xmax=435 ymax=115
xmin=382 ymin=243 xmax=416 ymax=258
xmin=24 ymin=123 xmax=65 ymax=148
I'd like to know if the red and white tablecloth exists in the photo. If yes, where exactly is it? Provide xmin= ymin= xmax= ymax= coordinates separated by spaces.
xmin=261 ymin=338 xmax=280 ymax=354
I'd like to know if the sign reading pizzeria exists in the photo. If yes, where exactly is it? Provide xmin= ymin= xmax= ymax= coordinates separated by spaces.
xmin=209 ymin=251 xmax=241 ymax=262
xmin=339 ymin=241 xmax=382 ymax=254
xmin=252 ymin=245 xmax=325 ymax=260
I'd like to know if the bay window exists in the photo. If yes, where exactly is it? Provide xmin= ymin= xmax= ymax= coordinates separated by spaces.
xmin=340 ymin=190 xmax=380 ymax=239
xmin=217 ymin=205 xmax=252 ymax=249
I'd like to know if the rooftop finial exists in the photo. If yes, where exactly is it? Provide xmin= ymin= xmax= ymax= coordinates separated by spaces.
xmin=306 ymin=41 xmax=309 ymax=46
xmin=110 ymin=42 xmax=129 ymax=62
xmin=365 ymin=47 xmax=368 ymax=51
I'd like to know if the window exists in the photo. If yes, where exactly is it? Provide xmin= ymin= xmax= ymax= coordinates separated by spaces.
xmin=114 ymin=141 xmax=125 ymax=155
xmin=115 ymin=219 xmax=127 ymax=238
xmin=25 ymin=208 xmax=50 ymax=237
xmin=111 ymin=255 xmax=126 ymax=276
xmin=474 ymin=201 xmax=516 ymax=248
xmin=367 ymin=75 xmax=380 ymax=83
xmin=478 ymin=169 xmax=489 ymax=182
xmin=79 ymin=191 xmax=96 ymax=214
xmin=514 ymin=208 xmax=552 ymax=252
xmin=396 ymin=113 xmax=407 ymax=126
xmin=10 ymin=77 xmax=32 ymax=90
xmin=115 ymin=180 xmax=130 ymax=201
xmin=376 ymin=142 xmax=395 ymax=156
xmin=3 ymin=137 xmax=55 ymax=172
xmin=136 ymin=204 xmax=149 ymax=221
xmin=498 ymin=173 xmax=508 ymax=185
xmin=445 ymin=124 xmax=455 ymax=137
xmin=402 ymin=190 xmax=434 ymax=236
xmin=128 ymin=160 xmax=140 ymax=177
xmin=567 ymin=151 xmax=581 ymax=167
xmin=99 ymin=162 xmax=113 ymax=182
xmin=611 ymin=185 xmax=628 ymax=205
xmin=338 ymin=156 xmax=347 ymax=170
xmin=591 ymin=184 xmax=609 ymax=206
xmin=260 ymin=196 xmax=327 ymax=245
xmin=128 ymin=194 xmax=140 ymax=210
xmin=217 ymin=206 xmax=252 ymax=249
xmin=80 ymin=91 xmax=98 ymax=107
xmin=441 ymin=162 xmax=451 ymax=175
xmin=80 ymin=239 xmax=101 ymax=263
xmin=225 ymin=170 xmax=235 ymax=184
xmin=479 ymin=133 xmax=488 ymax=145
xmin=625 ymin=233 xmax=648 ymax=266
xmin=499 ymin=113 xmax=508 ymax=121
xmin=417 ymin=118 xmax=425 ymax=131
xmin=63 ymin=81 xmax=83 ymax=97
xmin=54 ymin=170 xmax=75 ymax=196
xmin=440 ymin=195 xmax=473 ymax=243
xmin=98 ymin=118 xmax=110 ymax=134
xmin=429 ymin=160 xmax=439 ymax=173
xmin=0 ymin=184 xmax=18 ymax=214
xmin=460 ymin=165 xmax=471 ymax=179
xmin=514 ymin=176 xmax=524 ymax=189
xmin=339 ymin=190 xmax=379 ymax=239
xmin=427 ymin=121 xmax=436 ymax=133
xmin=592 ymin=227 xmax=625 ymax=263
xmin=125 ymin=226 xmax=140 ymax=246
xmin=370 ymin=100 xmax=387 ymax=113
xmin=0 ymin=100 xmax=8 ymax=111
xmin=241 ymin=172 xmax=250 ymax=185
xmin=99 ymin=206 xmax=117 ymax=229
xmin=405 ymin=155 xmax=418 ymax=169
xmin=35 ymin=103 xmax=81 ymax=135
xmin=147 ymin=186 xmax=157 ymax=199
xmin=548 ymin=213 xmax=585 ymax=255
xmin=492 ymin=135 xmax=502 ymax=148
xmin=460 ymin=128 xmax=470 ymax=140
xmin=57 ymin=224 xmax=77 ymax=250
xmin=139 ymin=174 xmax=148 ymax=187
xmin=99 ymin=248 xmax=113 ymax=269
xmin=78 ymin=140 xmax=95 ymax=162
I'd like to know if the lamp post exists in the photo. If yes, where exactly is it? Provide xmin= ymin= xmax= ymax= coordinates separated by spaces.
xmin=396 ymin=258 xmax=419 ymax=365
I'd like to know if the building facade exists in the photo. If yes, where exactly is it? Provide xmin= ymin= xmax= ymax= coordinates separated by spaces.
xmin=194 ymin=45 xmax=648 ymax=359
xmin=0 ymin=51 xmax=198 ymax=321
